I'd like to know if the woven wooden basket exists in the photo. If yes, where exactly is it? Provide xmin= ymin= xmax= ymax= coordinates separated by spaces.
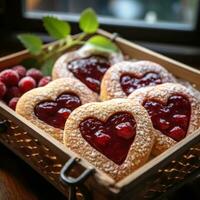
xmin=0 ymin=30 xmax=199 ymax=200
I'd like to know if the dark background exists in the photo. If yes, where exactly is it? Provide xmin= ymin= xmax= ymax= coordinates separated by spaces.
xmin=1 ymin=0 xmax=200 ymax=69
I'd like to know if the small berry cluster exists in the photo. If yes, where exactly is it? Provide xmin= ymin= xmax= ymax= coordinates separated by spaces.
xmin=0 ymin=65 xmax=51 ymax=110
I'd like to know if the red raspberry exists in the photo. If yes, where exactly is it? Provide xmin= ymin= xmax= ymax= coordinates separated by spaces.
xmin=6 ymin=86 xmax=21 ymax=100
xmin=168 ymin=126 xmax=185 ymax=142
xmin=116 ymin=122 xmax=135 ymax=139
xmin=157 ymin=118 xmax=170 ymax=130
xmin=0 ymin=81 xmax=6 ymax=99
xmin=38 ymin=76 xmax=51 ymax=87
xmin=95 ymin=134 xmax=110 ymax=146
xmin=55 ymin=108 xmax=71 ymax=129
xmin=13 ymin=65 xmax=26 ymax=78
xmin=26 ymin=68 xmax=43 ymax=82
xmin=172 ymin=114 xmax=188 ymax=126
xmin=0 ymin=69 xmax=19 ymax=86
xmin=57 ymin=108 xmax=71 ymax=119
xmin=18 ymin=77 xmax=36 ymax=94
xmin=8 ymin=97 xmax=19 ymax=110
xmin=95 ymin=131 xmax=111 ymax=146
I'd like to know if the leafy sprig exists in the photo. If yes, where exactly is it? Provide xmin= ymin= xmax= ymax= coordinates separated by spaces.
xmin=18 ymin=34 xmax=43 ymax=55
xmin=79 ymin=8 xmax=99 ymax=33
xmin=43 ymin=16 xmax=71 ymax=39
xmin=17 ymin=8 xmax=118 ymax=75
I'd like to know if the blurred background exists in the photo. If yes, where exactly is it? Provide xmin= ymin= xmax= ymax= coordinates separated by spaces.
xmin=0 ymin=0 xmax=200 ymax=68
xmin=25 ymin=0 xmax=198 ymax=25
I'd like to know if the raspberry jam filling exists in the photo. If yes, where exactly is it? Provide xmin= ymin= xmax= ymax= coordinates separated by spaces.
xmin=143 ymin=95 xmax=191 ymax=142
xmin=120 ymin=72 xmax=162 ymax=95
xmin=34 ymin=93 xmax=81 ymax=129
xmin=68 ymin=55 xmax=110 ymax=93
xmin=79 ymin=112 xmax=136 ymax=165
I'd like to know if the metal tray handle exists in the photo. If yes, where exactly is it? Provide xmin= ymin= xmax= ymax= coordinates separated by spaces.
xmin=0 ymin=119 xmax=10 ymax=133
xmin=60 ymin=157 xmax=94 ymax=200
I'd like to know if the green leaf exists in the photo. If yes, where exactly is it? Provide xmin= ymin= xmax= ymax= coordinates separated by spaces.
xmin=20 ymin=58 xmax=40 ymax=69
xmin=17 ymin=34 xmax=42 ymax=55
xmin=43 ymin=16 xmax=71 ymax=39
xmin=41 ymin=57 xmax=56 ymax=76
xmin=86 ymin=35 xmax=119 ymax=53
xmin=79 ymin=8 xmax=99 ymax=33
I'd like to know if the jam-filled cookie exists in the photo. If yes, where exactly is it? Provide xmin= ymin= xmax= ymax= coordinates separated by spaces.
xmin=101 ymin=60 xmax=176 ymax=100
xmin=64 ymin=99 xmax=155 ymax=181
xmin=16 ymin=78 xmax=98 ymax=142
xmin=52 ymin=45 xmax=123 ymax=94
xmin=129 ymin=83 xmax=200 ymax=156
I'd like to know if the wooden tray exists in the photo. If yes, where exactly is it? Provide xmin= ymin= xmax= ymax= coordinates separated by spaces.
xmin=0 ymin=29 xmax=199 ymax=200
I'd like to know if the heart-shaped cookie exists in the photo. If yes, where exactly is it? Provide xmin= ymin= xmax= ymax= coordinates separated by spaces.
xmin=34 ymin=93 xmax=81 ymax=130
xmin=64 ymin=99 xmax=155 ymax=181
xmin=52 ymin=45 xmax=123 ymax=94
xmin=16 ymin=78 xmax=98 ymax=142
xmin=80 ymin=112 xmax=136 ymax=165
xmin=100 ymin=60 xmax=176 ymax=100
xmin=129 ymin=83 xmax=200 ymax=155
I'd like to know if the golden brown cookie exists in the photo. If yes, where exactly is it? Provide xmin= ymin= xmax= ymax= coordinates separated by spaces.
xmin=129 ymin=83 xmax=200 ymax=156
xmin=100 ymin=60 xmax=176 ymax=100
xmin=52 ymin=45 xmax=123 ymax=94
xmin=16 ymin=78 xmax=98 ymax=142
xmin=64 ymin=98 xmax=155 ymax=181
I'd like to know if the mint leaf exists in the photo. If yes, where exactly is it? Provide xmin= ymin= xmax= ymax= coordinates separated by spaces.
xmin=43 ymin=16 xmax=71 ymax=39
xmin=79 ymin=8 xmax=99 ymax=33
xmin=86 ymin=35 xmax=118 ymax=53
xmin=41 ymin=57 xmax=56 ymax=76
xmin=18 ymin=34 xmax=42 ymax=55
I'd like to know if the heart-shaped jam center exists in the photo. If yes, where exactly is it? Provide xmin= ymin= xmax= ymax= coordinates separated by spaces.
xmin=34 ymin=93 xmax=81 ymax=129
xmin=68 ymin=55 xmax=110 ymax=93
xmin=79 ymin=112 xmax=136 ymax=165
xmin=120 ymin=72 xmax=162 ymax=95
xmin=143 ymin=95 xmax=191 ymax=141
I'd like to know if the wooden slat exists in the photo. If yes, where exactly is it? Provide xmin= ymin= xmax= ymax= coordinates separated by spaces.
xmin=116 ymin=129 xmax=200 ymax=190
xmin=98 ymin=29 xmax=200 ymax=89
xmin=0 ymin=102 xmax=116 ymax=190
xmin=0 ymin=50 xmax=30 ymax=69
xmin=0 ymin=33 xmax=81 ymax=69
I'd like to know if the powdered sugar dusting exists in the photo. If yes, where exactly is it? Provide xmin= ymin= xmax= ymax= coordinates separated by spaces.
xmin=16 ymin=78 xmax=98 ymax=143
xmin=52 ymin=45 xmax=123 ymax=95
xmin=129 ymin=83 xmax=200 ymax=155
xmin=100 ymin=60 xmax=176 ymax=100
xmin=64 ymin=98 xmax=155 ymax=181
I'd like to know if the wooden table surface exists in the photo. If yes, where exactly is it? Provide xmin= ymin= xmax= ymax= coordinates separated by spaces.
xmin=0 ymin=142 xmax=199 ymax=200
xmin=0 ymin=143 xmax=66 ymax=200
